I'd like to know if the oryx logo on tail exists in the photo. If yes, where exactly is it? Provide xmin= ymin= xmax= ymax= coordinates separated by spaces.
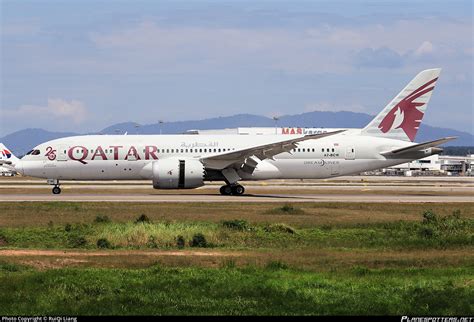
xmin=378 ymin=77 xmax=438 ymax=141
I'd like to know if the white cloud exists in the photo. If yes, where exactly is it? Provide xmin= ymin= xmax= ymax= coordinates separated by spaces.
xmin=414 ymin=41 xmax=434 ymax=57
xmin=7 ymin=98 xmax=88 ymax=124
xmin=1 ymin=23 xmax=40 ymax=37
xmin=86 ymin=18 xmax=470 ymax=75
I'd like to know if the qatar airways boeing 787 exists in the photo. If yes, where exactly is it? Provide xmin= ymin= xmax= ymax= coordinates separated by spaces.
xmin=0 ymin=68 xmax=455 ymax=195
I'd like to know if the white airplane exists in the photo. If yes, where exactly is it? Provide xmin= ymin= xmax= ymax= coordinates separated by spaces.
xmin=0 ymin=68 xmax=455 ymax=195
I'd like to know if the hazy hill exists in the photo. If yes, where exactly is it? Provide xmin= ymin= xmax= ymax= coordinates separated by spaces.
xmin=2 ymin=111 xmax=472 ymax=155
xmin=1 ymin=128 xmax=79 ymax=156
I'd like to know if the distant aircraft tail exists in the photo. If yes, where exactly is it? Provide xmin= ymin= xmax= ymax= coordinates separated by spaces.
xmin=0 ymin=143 xmax=19 ymax=166
xmin=361 ymin=68 xmax=441 ymax=142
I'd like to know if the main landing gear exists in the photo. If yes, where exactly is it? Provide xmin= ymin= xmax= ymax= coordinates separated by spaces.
xmin=47 ymin=179 xmax=61 ymax=195
xmin=219 ymin=184 xmax=245 ymax=196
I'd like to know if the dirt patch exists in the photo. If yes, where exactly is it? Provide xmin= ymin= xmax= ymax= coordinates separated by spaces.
xmin=2 ymin=248 xmax=473 ymax=270
xmin=0 ymin=249 xmax=245 ymax=257
xmin=1 ymin=249 xmax=248 ymax=269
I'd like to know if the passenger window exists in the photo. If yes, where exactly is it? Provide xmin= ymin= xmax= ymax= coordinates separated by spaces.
xmin=204 ymin=149 xmax=207 ymax=153
xmin=332 ymin=148 xmax=334 ymax=152
xmin=321 ymin=148 xmax=324 ymax=152
xmin=326 ymin=148 xmax=329 ymax=152
xmin=312 ymin=148 xmax=315 ymax=152
xmin=199 ymin=149 xmax=202 ymax=153
xmin=180 ymin=149 xmax=183 ymax=153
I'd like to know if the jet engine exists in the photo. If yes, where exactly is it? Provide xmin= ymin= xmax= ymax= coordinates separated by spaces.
xmin=152 ymin=158 xmax=205 ymax=189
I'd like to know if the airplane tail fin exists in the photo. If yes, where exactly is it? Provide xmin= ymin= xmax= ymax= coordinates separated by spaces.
xmin=361 ymin=68 xmax=441 ymax=142
xmin=0 ymin=143 xmax=19 ymax=166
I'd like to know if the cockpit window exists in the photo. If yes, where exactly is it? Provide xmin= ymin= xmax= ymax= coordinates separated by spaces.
xmin=26 ymin=150 xmax=34 ymax=155
xmin=31 ymin=150 xmax=41 ymax=155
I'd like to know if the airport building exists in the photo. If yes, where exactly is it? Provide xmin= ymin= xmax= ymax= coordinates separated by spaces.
xmin=186 ymin=127 xmax=346 ymax=135
xmin=368 ymin=154 xmax=474 ymax=176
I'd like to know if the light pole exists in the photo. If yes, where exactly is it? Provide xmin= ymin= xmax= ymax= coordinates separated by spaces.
xmin=158 ymin=120 xmax=164 ymax=135
xmin=272 ymin=116 xmax=280 ymax=134
xmin=135 ymin=124 xmax=140 ymax=135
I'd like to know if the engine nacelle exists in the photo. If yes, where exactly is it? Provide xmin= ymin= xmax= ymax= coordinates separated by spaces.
xmin=152 ymin=158 xmax=205 ymax=189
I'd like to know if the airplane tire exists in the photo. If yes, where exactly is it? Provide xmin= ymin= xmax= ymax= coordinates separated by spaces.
xmin=231 ymin=185 xmax=245 ymax=196
xmin=220 ymin=185 xmax=232 ymax=195
xmin=52 ymin=186 xmax=61 ymax=195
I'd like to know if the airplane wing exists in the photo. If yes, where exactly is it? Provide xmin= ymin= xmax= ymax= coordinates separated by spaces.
xmin=381 ymin=137 xmax=456 ymax=156
xmin=201 ymin=130 xmax=345 ymax=170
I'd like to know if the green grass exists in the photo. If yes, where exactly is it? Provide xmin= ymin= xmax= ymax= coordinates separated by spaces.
xmin=3 ymin=202 xmax=472 ymax=229
xmin=265 ymin=204 xmax=306 ymax=215
xmin=0 ymin=202 xmax=473 ymax=315
xmin=0 ymin=264 xmax=471 ymax=315
xmin=0 ymin=211 xmax=472 ymax=250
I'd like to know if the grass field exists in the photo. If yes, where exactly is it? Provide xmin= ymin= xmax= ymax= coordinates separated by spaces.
xmin=0 ymin=202 xmax=473 ymax=315
xmin=0 ymin=264 xmax=472 ymax=315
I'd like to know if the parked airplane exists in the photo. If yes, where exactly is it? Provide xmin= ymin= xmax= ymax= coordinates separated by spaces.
xmin=0 ymin=68 xmax=455 ymax=195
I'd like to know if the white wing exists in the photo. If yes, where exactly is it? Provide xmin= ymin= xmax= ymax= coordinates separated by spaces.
xmin=201 ymin=130 xmax=345 ymax=170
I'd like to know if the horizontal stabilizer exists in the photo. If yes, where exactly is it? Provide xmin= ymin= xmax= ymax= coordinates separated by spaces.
xmin=381 ymin=137 xmax=457 ymax=156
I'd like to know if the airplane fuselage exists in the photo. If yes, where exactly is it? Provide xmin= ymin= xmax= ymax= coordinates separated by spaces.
xmin=17 ymin=131 xmax=429 ymax=182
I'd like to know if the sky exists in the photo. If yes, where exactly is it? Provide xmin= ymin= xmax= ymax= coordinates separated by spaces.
xmin=1 ymin=0 xmax=473 ymax=137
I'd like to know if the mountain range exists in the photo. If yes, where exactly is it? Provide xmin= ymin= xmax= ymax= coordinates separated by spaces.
xmin=1 ymin=111 xmax=472 ymax=156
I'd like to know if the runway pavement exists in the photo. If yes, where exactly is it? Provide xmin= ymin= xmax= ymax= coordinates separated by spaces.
xmin=0 ymin=193 xmax=472 ymax=203
xmin=1 ymin=176 xmax=472 ymax=203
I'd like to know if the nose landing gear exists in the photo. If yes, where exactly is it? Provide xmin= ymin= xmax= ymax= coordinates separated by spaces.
xmin=219 ymin=184 xmax=245 ymax=196
xmin=47 ymin=179 xmax=61 ymax=195
xmin=52 ymin=186 xmax=62 ymax=195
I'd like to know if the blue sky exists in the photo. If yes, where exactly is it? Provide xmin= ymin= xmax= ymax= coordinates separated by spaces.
xmin=1 ymin=0 xmax=472 ymax=136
